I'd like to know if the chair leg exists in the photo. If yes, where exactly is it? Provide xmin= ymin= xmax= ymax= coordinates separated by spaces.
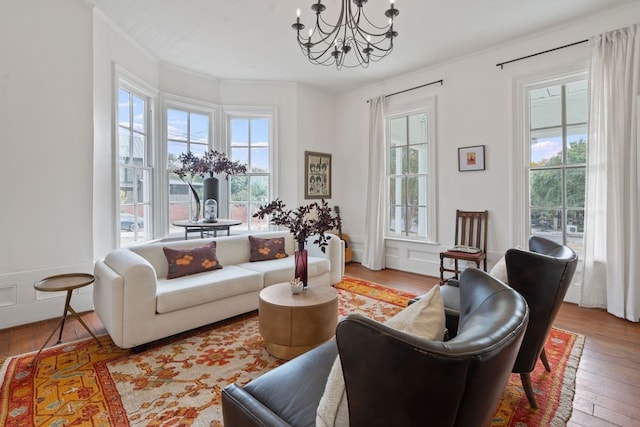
xmin=540 ymin=348 xmax=551 ymax=372
xmin=520 ymin=373 xmax=539 ymax=409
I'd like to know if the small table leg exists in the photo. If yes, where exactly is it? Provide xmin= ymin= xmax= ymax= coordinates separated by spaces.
xmin=29 ymin=290 xmax=102 ymax=367
xmin=56 ymin=288 xmax=73 ymax=343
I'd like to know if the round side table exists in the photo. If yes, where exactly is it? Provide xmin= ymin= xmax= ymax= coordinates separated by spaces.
xmin=259 ymin=283 xmax=338 ymax=360
xmin=31 ymin=273 xmax=101 ymax=365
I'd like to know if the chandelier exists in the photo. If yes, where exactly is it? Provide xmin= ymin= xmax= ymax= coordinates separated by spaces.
xmin=292 ymin=0 xmax=399 ymax=69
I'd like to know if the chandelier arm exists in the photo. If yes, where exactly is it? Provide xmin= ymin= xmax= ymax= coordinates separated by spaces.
xmin=301 ymin=37 xmax=343 ymax=65
xmin=348 ymin=1 xmax=395 ymax=61
xmin=308 ymin=1 xmax=344 ymax=48
xmin=358 ymin=7 xmax=395 ymax=31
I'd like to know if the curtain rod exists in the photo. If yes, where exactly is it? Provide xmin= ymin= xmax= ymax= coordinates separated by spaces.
xmin=367 ymin=79 xmax=443 ymax=102
xmin=496 ymin=39 xmax=588 ymax=69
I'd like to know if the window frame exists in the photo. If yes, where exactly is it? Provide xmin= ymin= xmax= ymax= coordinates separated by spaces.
xmin=115 ymin=68 xmax=157 ymax=247
xmin=161 ymin=94 xmax=219 ymax=236
xmin=224 ymin=107 xmax=277 ymax=232
xmin=514 ymin=68 xmax=588 ymax=250
xmin=384 ymin=97 xmax=437 ymax=243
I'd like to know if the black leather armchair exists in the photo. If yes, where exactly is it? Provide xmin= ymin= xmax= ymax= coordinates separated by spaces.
xmin=440 ymin=235 xmax=578 ymax=409
xmin=222 ymin=268 xmax=529 ymax=427
xmin=505 ymin=235 xmax=578 ymax=408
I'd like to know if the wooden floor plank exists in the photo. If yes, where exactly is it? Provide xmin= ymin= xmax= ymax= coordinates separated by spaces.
xmin=568 ymin=409 xmax=622 ymax=427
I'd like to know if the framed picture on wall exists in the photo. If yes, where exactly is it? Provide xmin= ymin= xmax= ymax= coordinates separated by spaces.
xmin=458 ymin=145 xmax=486 ymax=172
xmin=305 ymin=151 xmax=332 ymax=199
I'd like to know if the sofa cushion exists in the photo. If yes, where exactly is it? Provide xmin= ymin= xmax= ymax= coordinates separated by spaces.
xmin=385 ymin=285 xmax=446 ymax=340
xmin=156 ymin=265 xmax=263 ymax=314
xmin=316 ymin=286 xmax=445 ymax=427
xmin=163 ymin=241 xmax=222 ymax=279
xmin=238 ymin=256 xmax=330 ymax=286
xmin=249 ymin=236 xmax=289 ymax=262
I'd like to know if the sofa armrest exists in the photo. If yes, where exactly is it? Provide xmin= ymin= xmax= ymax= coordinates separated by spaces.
xmin=222 ymin=384 xmax=291 ymax=427
xmin=94 ymin=248 xmax=159 ymax=348
xmin=104 ymin=248 xmax=156 ymax=280
xmin=306 ymin=233 xmax=344 ymax=285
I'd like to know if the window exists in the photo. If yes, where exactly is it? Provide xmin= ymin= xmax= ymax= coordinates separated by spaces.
xmin=165 ymin=102 xmax=214 ymax=234
xmin=386 ymin=106 xmax=436 ymax=241
xmin=226 ymin=112 xmax=274 ymax=231
xmin=117 ymin=84 xmax=152 ymax=245
xmin=526 ymin=77 xmax=587 ymax=255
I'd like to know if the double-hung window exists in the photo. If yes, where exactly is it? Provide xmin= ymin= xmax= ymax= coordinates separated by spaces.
xmin=165 ymin=100 xmax=215 ymax=234
xmin=226 ymin=111 xmax=274 ymax=231
xmin=117 ymin=83 xmax=153 ymax=245
xmin=386 ymin=101 xmax=436 ymax=241
xmin=525 ymin=75 xmax=588 ymax=255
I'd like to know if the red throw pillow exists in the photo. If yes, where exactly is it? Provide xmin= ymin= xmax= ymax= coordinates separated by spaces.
xmin=249 ymin=236 xmax=288 ymax=262
xmin=163 ymin=241 xmax=223 ymax=279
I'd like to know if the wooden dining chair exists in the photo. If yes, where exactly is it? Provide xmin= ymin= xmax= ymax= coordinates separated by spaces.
xmin=439 ymin=210 xmax=488 ymax=284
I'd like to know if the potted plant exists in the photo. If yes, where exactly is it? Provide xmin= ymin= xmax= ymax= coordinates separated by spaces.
xmin=253 ymin=199 xmax=340 ymax=287
xmin=173 ymin=150 xmax=247 ymax=222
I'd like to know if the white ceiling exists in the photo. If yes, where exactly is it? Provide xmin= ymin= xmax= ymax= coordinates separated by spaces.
xmin=86 ymin=0 xmax=638 ymax=93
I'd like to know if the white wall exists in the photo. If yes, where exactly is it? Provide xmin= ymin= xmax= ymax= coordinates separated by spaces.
xmin=296 ymin=85 xmax=337 ymax=202
xmin=159 ymin=63 xmax=220 ymax=103
xmin=0 ymin=0 xmax=95 ymax=328
xmin=92 ymin=9 xmax=160 ymax=262
xmin=333 ymin=3 xmax=640 ymax=303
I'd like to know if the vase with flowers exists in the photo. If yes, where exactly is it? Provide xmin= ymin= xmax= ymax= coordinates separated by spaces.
xmin=253 ymin=199 xmax=340 ymax=288
xmin=173 ymin=150 xmax=247 ymax=222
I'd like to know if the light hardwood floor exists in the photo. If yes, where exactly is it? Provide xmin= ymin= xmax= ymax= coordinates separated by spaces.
xmin=1 ymin=263 xmax=638 ymax=426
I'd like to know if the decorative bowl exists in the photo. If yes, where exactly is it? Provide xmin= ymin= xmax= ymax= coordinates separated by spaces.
xmin=289 ymin=280 xmax=304 ymax=294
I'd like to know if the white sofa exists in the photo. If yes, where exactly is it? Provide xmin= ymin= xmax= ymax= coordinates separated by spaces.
xmin=93 ymin=231 xmax=344 ymax=348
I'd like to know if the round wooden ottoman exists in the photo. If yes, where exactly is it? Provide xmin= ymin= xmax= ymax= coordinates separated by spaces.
xmin=259 ymin=283 xmax=338 ymax=360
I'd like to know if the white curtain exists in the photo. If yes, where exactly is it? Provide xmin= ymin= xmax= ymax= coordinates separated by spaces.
xmin=362 ymin=96 xmax=386 ymax=270
xmin=581 ymin=24 xmax=640 ymax=322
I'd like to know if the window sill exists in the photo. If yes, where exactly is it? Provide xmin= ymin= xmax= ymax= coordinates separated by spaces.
xmin=384 ymin=236 xmax=440 ymax=246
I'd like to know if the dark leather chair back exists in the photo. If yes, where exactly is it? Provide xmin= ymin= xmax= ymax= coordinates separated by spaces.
xmin=338 ymin=268 xmax=529 ymax=427
xmin=506 ymin=236 xmax=578 ymax=373
xmin=504 ymin=235 xmax=578 ymax=409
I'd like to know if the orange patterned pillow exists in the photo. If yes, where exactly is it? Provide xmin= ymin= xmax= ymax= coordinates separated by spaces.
xmin=163 ymin=241 xmax=223 ymax=279
xmin=249 ymin=236 xmax=289 ymax=262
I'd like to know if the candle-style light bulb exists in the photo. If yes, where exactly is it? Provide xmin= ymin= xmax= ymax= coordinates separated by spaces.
xmin=296 ymin=8 xmax=300 ymax=18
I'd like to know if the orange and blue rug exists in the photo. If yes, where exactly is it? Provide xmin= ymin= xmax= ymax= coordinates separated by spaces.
xmin=1 ymin=276 xmax=583 ymax=426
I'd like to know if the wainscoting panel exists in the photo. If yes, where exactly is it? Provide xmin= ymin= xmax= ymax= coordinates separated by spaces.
xmin=0 ymin=262 xmax=94 ymax=329
xmin=0 ymin=284 xmax=17 ymax=308
xmin=385 ymin=240 xmax=441 ymax=277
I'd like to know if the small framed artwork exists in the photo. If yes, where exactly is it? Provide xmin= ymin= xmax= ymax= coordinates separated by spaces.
xmin=305 ymin=151 xmax=332 ymax=199
xmin=458 ymin=145 xmax=486 ymax=172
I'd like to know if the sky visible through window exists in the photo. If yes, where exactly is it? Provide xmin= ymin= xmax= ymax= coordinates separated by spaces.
xmin=230 ymin=118 xmax=270 ymax=173
xmin=529 ymin=81 xmax=587 ymax=166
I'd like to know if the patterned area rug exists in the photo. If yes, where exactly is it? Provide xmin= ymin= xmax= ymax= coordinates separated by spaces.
xmin=1 ymin=276 xmax=584 ymax=426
